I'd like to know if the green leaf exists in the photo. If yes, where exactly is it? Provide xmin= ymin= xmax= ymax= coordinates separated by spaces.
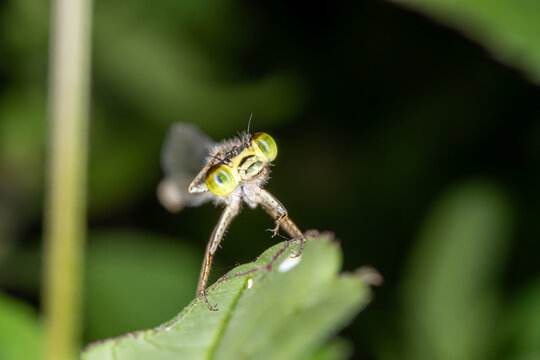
xmin=389 ymin=0 xmax=540 ymax=84
xmin=402 ymin=181 xmax=513 ymax=360
xmin=300 ymin=338 xmax=353 ymax=360
xmin=0 ymin=292 xmax=42 ymax=360
xmin=82 ymin=236 xmax=374 ymax=360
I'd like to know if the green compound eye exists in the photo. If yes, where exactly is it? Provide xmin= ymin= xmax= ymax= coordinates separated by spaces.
xmin=205 ymin=165 xmax=237 ymax=196
xmin=252 ymin=132 xmax=277 ymax=162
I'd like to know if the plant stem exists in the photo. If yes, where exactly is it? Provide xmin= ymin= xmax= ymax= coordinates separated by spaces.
xmin=43 ymin=0 xmax=93 ymax=359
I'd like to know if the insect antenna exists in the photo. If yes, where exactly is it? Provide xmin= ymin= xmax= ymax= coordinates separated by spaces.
xmin=243 ymin=112 xmax=254 ymax=145
xmin=247 ymin=112 xmax=253 ymax=134
xmin=235 ymin=113 xmax=254 ymax=149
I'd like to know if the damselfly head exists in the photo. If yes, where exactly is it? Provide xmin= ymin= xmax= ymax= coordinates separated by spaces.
xmin=204 ymin=132 xmax=277 ymax=196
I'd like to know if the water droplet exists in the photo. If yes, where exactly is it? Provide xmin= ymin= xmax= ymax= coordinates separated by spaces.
xmin=278 ymin=255 xmax=301 ymax=273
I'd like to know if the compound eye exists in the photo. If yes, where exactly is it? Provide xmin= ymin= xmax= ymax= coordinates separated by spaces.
xmin=205 ymin=165 xmax=237 ymax=196
xmin=252 ymin=132 xmax=277 ymax=162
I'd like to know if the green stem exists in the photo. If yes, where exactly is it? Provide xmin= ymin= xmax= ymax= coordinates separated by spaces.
xmin=43 ymin=0 xmax=93 ymax=359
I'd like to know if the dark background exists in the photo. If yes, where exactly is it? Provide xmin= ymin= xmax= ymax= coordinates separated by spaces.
xmin=0 ymin=0 xmax=539 ymax=359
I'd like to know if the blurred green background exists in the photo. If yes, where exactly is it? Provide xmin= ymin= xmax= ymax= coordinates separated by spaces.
xmin=1 ymin=0 xmax=540 ymax=359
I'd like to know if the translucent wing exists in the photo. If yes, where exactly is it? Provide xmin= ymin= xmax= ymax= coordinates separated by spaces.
xmin=157 ymin=123 xmax=215 ymax=212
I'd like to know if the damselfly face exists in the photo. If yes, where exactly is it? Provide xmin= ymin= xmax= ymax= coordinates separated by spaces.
xmin=158 ymin=122 xmax=305 ymax=311
xmin=158 ymin=124 xmax=277 ymax=210
xmin=202 ymin=131 xmax=277 ymax=196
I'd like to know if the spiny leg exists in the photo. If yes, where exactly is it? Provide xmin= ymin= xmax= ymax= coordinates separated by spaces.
xmin=271 ymin=213 xmax=288 ymax=237
xmin=266 ymin=209 xmax=306 ymax=257
xmin=253 ymin=187 xmax=306 ymax=257
xmin=197 ymin=200 xmax=241 ymax=310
